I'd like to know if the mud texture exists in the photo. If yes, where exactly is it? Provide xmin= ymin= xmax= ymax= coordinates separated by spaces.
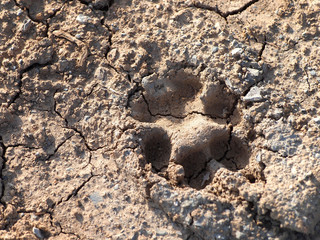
xmin=0 ymin=0 xmax=320 ymax=239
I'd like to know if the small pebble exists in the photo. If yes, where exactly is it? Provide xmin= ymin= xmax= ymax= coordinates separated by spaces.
xmin=17 ymin=9 xmax=24 ymax=16
xmin=256 ymin=152 xmax=262 ymax=163
xmin=89 ymin=192 xmax=103 ymax=204
xmin=236 ymin=231 xmax=245 ymax=238
xmin=231 ymin=48 xmax=243 ymax=57
xmin=243 ymin=86 xmax=263 ymax=102
xmin=156 ymin=229 xmax=167 ymax=236
xmin=313 ymin=117 xmax=320 ymax=125
xmin=231 ymin=40 xmax=239 ymax=47
xmin=32 ymin=227 xmax=44 ymax=239
xmin=212 ymin=46 xmax=219 ymax=53
xmin=21 ymin=19 xmax=32 ymax=32
xmin=76 ymin=14 xmax=92 ymax=24
xmin=309 ymin=70 xmax=316 ymax=76
xmin=247 ymin=68 xmax=261 ymax=77
xmin=190 ymin=55 xmax=197 ymax=64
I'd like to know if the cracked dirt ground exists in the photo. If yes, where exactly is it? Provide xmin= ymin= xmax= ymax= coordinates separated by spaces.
xmin=0 ymin=0 xmax=320 ymax=239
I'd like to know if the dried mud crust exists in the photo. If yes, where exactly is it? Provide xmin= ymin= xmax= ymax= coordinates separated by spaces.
xmin=0 ymin=0 xmax=320 ymax=239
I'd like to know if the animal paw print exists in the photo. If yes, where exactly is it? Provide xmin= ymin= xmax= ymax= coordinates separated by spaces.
xmin=129 ymin=67 xmax=250 ymax=189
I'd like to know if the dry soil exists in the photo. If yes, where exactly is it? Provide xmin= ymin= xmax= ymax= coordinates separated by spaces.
xmin=0 ymin=0 xmax=320 ymax=239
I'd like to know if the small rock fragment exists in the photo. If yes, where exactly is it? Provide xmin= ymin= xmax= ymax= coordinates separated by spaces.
xmin=256 ymin=152 xmax=262 ymax=163
xmin=247 ymin=68 xmax=261 ymax=77
xmin=76 ymin=14 xmax=92 ymax=24
xmin=243 ymin=86 xmax=263 ymax=102
xmin=21 ymin=19 xmax=32 ymax=33
xmin=231 ymin=48 xmax=243 ymax=57
xmin=313 ymin=117 xmax=320 ymax=125
xmin=32 ymin=227 xmax=44 ymax=239
xmin=89 ymin=192 xmax=103 ymax=204
xmin=212 ymin=46 xmax=219 ymax=53
xmin=309 ymin=70 xmax=316 ymax=76
xmin=191 ymin=55 xmax=198 ymax=64
xmin=156 ymin=229 xmax=167 ymax=236
xmin=58 ymin=59 xmax=69 ymax=72
xmin=270 ymin=108 xmax=283 ymax=120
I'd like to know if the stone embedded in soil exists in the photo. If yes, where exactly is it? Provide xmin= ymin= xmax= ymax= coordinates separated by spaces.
xmin=243 ymin=86 xmax=263 ymax=102
xmin=231 ymin=47 xmax=243 ymax=57
xmin=32 ymin=227 xmax=44 ymax=239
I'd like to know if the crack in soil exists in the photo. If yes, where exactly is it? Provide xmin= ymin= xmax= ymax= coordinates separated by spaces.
xmin=54 ymin=173 xmax=95 ymax=207
xmin=0 ymin=135 xmax=8 ymax=207
xmin=190 ymin=0 xmax=259 ymax=21
xmin=85 ymin=83 xmax=99 ymax=97
xmin=53 ymin=88 xmax=124 ymax=154
xmin=126 ymin=81 xmax=143 ymax=108
xmin=12 ymin=0 xmax=42 ymax=23
xmin=102 ymin=20 xmax=114 ymax=59
xmin=140 ymin=91 xmax=231 ymax=121
xmin=258 ymin=35 xmax=267 ymax=61
xmin=13 ymin=0 xmax=65 ymax=23
xmin=303 ymin=66 xmax=311 ymax=91
xmin=8 ymin=60 xmax=54 ymax=108
xmin=52 ymin=90 xmax=68 ymax=126
xmin=217 ymin=125 xmax=233 ymax=162
xmin=53 ymin=91 xmax=105 ymax=152
xmin=13 ymin=0 xmax=66 ymax=39
xmin=82 ymin=151 xmax=93 ymax=170
xmin=68 ymin=126 xmax=95 ymax=152
xmin=6 ymin=144 xmax=41 ymax=150
xmin=45 ymin=134 xmax=74 ymax=161
xmin=48 ymin=207 xmax=82 ymax=239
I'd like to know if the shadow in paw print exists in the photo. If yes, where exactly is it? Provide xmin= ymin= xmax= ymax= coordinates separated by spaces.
xmin=130 ymin=68 xmax=202 ymax=120
xmin=142 ymin=128 xmax=171 ymax=172
xmin=128 ymin=92 xmax=152 ymax=122
xmin=177 ymin=135 xmax=250 ymax=190
xmin=209 ymin=135 xmax=229 ymax=160
xmin=150 ymin=69 xmax=202 ymax=115
xmin=177 ymin=150 xmax=210 ymax=190
xmin=219 ymin=136 xmax=250 ymax=171
xmin=201 ymin=83 xmax=237 ymax=118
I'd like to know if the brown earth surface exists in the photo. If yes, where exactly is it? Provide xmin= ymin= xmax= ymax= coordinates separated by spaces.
xmin=0 ymin=0 xmax=320 ymax=239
